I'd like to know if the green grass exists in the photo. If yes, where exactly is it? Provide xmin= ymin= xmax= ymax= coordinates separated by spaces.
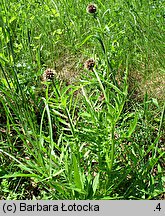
xmin=0 ymin=0 xmax=164 ymax=200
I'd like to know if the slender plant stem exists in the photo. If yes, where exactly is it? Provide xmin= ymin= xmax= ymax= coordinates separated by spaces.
xmin=109 ymin=123 xmax=115 ymax=172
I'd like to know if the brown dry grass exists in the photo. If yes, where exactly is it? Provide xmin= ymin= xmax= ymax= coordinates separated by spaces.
xmin=128 ymin=69 xmax=165 ymax=102
xmin=55 ymin=51 xmax=85 ymax=84
xmin=143 ymin=72 xmax=165 ymax=101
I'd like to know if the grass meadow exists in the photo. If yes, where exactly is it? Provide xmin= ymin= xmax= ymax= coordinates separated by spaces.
xmin=0 ymin=0 xmax=164 ymax=199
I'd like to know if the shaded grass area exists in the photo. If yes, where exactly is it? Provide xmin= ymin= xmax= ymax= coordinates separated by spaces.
xmin=0 ymin=0 xmax=164 ymax=199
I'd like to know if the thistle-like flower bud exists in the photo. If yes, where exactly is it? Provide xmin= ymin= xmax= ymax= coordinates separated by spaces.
xmin=84 ymin=59 xmax=96 ymax=71
xmin=86 ymin=3 xmax=97 ymax=14
xmin=42 ymin=68 xmax=56 ymax=81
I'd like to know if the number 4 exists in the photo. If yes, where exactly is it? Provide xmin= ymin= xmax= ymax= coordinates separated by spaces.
xmin=156 ymin=203 xmax=161 ymax=211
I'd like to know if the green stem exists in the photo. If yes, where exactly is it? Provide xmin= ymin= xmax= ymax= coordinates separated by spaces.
xmin=154 ymin=102 xmax=165 ymax=158
xmin=109 ymin=123 xmax=115 ymax=171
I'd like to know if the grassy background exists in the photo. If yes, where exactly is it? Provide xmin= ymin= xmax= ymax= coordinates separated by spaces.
xmin=0 ymin=0 xmax=164 ymax=199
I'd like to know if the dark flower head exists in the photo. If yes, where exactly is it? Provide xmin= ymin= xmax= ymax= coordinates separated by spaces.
xmin=86 ymin=4 xmax=97 ymax=14
xmin=42 ymin=68 xmax=56 ymax=81
xmin=84 ymin=59 xmax=96 ymax=71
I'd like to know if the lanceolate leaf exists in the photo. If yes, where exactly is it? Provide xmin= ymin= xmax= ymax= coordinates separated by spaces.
xmin=92 ymin=173 xmax=100 ymax=195
xmin=126 ymin=112 xmax=139 ymax=138
xmin=73 ymin=154 xmax=83 ymax=191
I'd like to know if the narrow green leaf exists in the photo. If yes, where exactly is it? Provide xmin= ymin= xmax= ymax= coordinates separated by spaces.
xmin=78 ymin=34 xmax=94 ymax=47
xmin=92 ymin=173 xmax=100 ymax=195
xmin=0 ymin=173 xmax=39 ymax=179
xmin=73 ymin=154 xmax=83 ymax=191
xmin=52 ymin=109 xmax=67 ymax=119
xmin=126 ymin=113 xmax=139 ymax=138
xmin=151 ymin=98 xmax=159 ymax=108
